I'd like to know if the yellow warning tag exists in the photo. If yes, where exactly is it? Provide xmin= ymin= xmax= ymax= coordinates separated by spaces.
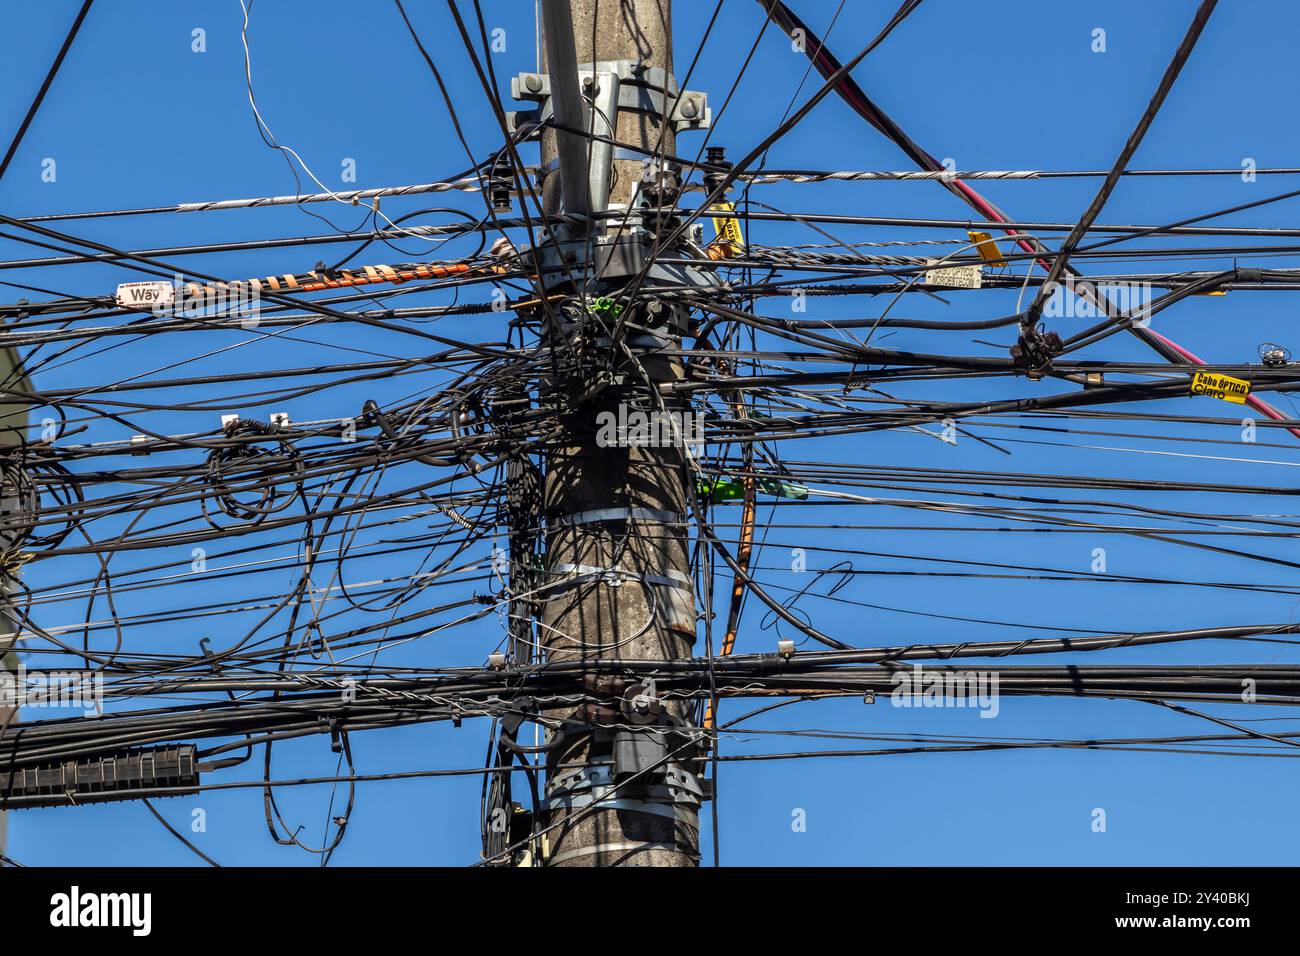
xmin=710 ymin=202 xmax=745 ymax=251
xmin=1190 ymin=371 xmax=1250 ymax=403
xmin=967 ymin=230 xmax=1007 ymax=268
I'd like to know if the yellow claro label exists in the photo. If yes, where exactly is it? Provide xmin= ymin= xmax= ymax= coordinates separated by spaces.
xmin=1190 ymin=371 xmax=1250 ymax=404
xmin=710 ymin=203 xmax=745 ymax=248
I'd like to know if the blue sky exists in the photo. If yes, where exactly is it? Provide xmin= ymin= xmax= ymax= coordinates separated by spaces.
xmin=4 ymin=0 xmax=1300 ymax=866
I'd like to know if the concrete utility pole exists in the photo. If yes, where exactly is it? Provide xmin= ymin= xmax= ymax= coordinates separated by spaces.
xmin=0 ymin=341 xmax=29 ymax=865
xmin=524 ymin=0 xmax=712 ymax=867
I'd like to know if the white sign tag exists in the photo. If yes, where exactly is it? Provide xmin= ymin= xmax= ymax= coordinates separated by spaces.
xmin=115 ymin=281 xmax=175 ymax=309
xmin=922 ymin=262 xmax=983 ymax=289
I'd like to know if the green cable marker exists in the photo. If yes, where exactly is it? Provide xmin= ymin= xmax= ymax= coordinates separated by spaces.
xmin=589 ymin=296 xmax=623 ymax=320
xmin=696 ymin=476 xmax=808 ymax=503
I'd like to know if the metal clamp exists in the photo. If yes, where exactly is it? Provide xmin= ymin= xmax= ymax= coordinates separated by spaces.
xmin=548 ymin=562 xmax=693 ymax=594
xmin=549 ymin=506 xmax=682 ymax=527
xmin=510 ymin=60 xmax=710 ymax=137
xmin=546 ymin=761 xmax=703 ymax=807
xmin=546 ymin=840 xmax=698 ymax=867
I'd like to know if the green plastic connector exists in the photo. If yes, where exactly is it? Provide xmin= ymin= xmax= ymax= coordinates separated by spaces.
xmin=757 ymin=477 xmax=808 ymax=501
xmin=696 ymin=476 xmax=745 ymax=504
xmin=589 ymin=296 xmax=623 ymax=320
xmin=696 ymin=475 xmax=808 ymax=503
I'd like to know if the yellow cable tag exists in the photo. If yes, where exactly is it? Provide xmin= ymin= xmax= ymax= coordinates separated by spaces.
xmin=967 ymin=230 xmax=1007 ymax=268
xmin=710 ymin=202 xmax=745 ymax=252
xmin=1190 ymin=370 xmax=1250 ymax=403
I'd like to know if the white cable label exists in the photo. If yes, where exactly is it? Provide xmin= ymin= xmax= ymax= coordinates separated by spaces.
xmin=115 ymin=281 xmax=175 ymax=309
xmin=923 ymin=261 xmax=983 ymax=289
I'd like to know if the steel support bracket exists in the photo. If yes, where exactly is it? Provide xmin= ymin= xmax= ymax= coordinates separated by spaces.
xmin=509 ymin=60 xmax=710 ymax=138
